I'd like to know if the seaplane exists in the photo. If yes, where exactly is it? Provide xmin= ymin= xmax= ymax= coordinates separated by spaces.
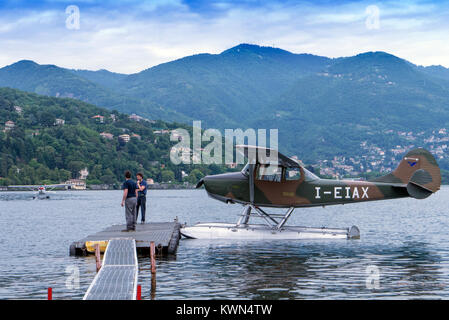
xmin=181 ymin=145 xmax=441 ymax=240
xmin=8 ymin=184 xmax=70 ymax=199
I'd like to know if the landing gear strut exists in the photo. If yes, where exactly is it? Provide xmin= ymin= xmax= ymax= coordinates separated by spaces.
xmin=236 ymin=204 xmax=295 ymax=230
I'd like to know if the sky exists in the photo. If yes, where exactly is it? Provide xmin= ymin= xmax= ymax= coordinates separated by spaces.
xmin=1 ymin=0 xmax=449 ymax=73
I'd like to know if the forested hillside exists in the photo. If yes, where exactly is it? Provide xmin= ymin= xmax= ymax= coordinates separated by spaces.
xmin=0 ymin=88 xmax=228 ymax=186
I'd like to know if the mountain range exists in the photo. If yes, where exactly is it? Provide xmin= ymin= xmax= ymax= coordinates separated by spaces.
xmin=1 ymin=43 xmax=449 ymax=168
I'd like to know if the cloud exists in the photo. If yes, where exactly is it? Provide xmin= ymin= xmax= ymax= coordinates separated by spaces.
xmin=0 ymin=0 xmax=449 ymax=73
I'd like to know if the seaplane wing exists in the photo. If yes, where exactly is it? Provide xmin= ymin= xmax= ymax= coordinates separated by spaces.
xmin=235 ymin=144 xmax=300 ymax=168
xmin=44 ymin=184 xmax=70 ymax=190
xmin=9 ymin=184 xmax=69 ymax=191
xmin=8 ymin=185 xmax=40 ymax=191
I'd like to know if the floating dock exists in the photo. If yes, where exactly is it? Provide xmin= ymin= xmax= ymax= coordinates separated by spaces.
xmin=83 ymin=238 xmax=138 ymax=300
xmin=70 ymin=221 xmax=181 ymax=256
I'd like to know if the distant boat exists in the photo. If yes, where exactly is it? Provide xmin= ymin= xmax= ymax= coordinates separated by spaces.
xmin=8 ymin=184 xmax=70 ymax=199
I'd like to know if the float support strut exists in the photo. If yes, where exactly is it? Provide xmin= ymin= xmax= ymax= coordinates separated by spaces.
xmin=276 ymin=207 xmax=295 ymax=230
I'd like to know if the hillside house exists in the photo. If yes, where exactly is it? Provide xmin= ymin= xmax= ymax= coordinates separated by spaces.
xmin=118 ymin=134 xmax=130 ymax=143
xmin=14 ymin=106 xmax=23 ymax=114
xmin=4 ymin=121 xmax=15 ymax=131
xmin=100 ymin=132 xmax=114 ymax=140
xmin=92 ymin=115 xmax=105 ymax=123
xmin=54 ymin=118 xmax=65 ymax=126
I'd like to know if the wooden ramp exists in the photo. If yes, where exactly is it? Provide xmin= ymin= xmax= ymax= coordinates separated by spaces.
xmin=70 ymin=221 xmax=181 ymax=256
xmin=83 ymin=238 xmax=138 ymax=300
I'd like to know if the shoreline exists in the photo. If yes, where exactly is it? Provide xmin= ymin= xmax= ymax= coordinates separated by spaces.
xmin=0 ymin=184 xmax=198 ymax=191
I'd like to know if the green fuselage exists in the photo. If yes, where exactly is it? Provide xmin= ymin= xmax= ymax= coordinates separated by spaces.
xmin=202 ymin=171 xmax=409 ymax=208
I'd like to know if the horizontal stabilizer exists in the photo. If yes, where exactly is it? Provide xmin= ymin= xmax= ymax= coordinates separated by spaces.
xmin=407 ymin=169 xmax=434 ymax=199
xmin=407 ymin=183 xmax=432 ymax=199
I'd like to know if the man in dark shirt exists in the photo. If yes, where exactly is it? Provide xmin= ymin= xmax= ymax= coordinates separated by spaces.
xmin=136 ymin=172 xmax=148 ymax=223
xmin=121 ymin=170 xmax=138 ymax=231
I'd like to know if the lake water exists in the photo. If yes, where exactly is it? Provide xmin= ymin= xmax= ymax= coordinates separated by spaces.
xmin=0 ymin=187 xmax=449 ymax=300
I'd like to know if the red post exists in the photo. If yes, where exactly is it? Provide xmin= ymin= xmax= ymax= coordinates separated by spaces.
xmin=137 ymin=284 xmax=141 ymax=300
xmin=95 ymin=244 xmax=101 ymax=272
xmin=150 ymin=241 xmax=156 ymax=274
xmin=47 ymin=287 xmax=52 ymax=300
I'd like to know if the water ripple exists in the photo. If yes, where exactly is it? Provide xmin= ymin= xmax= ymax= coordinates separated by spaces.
xmin=1 ymin=188 xmax=449 ymax=299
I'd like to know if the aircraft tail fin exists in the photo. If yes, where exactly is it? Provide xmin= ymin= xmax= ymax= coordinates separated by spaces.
xmin=369 ymin=148 xmax=441 ymax=199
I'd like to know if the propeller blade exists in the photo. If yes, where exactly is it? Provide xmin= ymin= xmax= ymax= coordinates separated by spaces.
xmin=196 ymin=178 xmax=204 ymax=189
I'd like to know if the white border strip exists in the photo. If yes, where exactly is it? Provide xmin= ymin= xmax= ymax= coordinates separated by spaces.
xmin=132 ymin=239 xmax=138 ymax=300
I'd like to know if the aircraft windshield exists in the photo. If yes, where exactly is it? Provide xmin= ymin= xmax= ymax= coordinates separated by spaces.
xmin=303 ymin=167 xmax=320 ymax=181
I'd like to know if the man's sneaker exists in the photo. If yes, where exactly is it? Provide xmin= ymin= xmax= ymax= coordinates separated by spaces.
xmin=141 ymin=221 xmax=145 ymax=224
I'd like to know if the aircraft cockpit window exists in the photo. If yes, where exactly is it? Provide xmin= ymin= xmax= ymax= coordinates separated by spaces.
xmin=256 ymin=164 xmax=282 ymax=182
xmin=285 ymin=168 xmax=301 ymax=180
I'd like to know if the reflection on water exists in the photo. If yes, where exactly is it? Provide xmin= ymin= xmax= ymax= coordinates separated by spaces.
xmin=1 ymin=188 xmax=449 ymax=299
xmin=136 ymin=239 xmax=448 ymax=300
